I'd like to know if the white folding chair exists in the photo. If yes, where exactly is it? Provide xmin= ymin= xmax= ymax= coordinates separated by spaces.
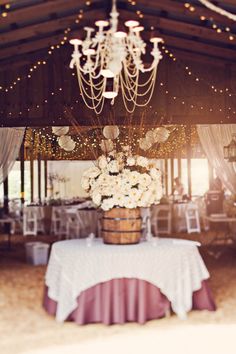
xmin=23 ymin=207 xmax=38 ymax=236
xmin=37 ymin=206 xmax=45 ymax=234
xmin=151 ymin=205 xmax=172 ymax=236
xmin=51 ymin=206 xmax=65 ymax=237
xmin=65 ymin=209 xmax=84 ymax=239
xmin=185 ymin=204 xmax=201 ymax=234
xmin=141 ymin=207 xmax=152 ymax=239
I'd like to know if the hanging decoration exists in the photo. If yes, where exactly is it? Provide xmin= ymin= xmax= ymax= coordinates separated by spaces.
xmin=69 ymin=0 xmax=163 ymax=114
xmin=52 ymin=127 xmax=76 ymax=152
xmin=103 ymin=125 xmax=120 ymax=140
xmin=198 ymin=0 xmax=236 ymax=22
xmin=52 ymin=126 xmax=69 ymax=136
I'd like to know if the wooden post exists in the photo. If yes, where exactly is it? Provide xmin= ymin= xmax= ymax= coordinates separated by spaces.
xmin=38 ymin=154 xmax=41 ymax=204
xmin=30 ymin=149 xmax=34 ymax=203
xmin=44 ymin=159 xmax=48 ymax=199
xmin=20 ymin=142 xmax=25 ymax=206
xmin=170 ymin=156 xmax=174 ymax=194
xmin=186 ymin=125 xmax=192 ymax=198
xmin=3 ymin=176 xmax=9 ymax=215
xmin=164 ymin=158 xmax=168 ymax=196
xmin=177 ymin=151 xmax=182 ymax=180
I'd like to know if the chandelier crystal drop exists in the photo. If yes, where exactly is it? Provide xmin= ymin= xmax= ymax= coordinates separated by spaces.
xmin=69 ymin=0 xmax=163 ymax=114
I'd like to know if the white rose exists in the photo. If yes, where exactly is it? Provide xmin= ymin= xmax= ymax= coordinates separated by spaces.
xmin=85 ymin=166 xmax=101 ymax=179
xmin=129 ymin=171 xmax=141 ymax=186
xmin=107 ymin=160 xmax=119 ymax=173
xmin=113 ymin=193 xmax=126 ymax=207
xmin=130 ymin=188 xmax=142 ymax=202
xmin=92 ymin=191 xmax=102 ymax=206
xmin=101 ymin=198 xmax=115 ymax=211
xmin=136 ymin=156 xmax=149 ymax=167
xmin=150 ymin=168 xmax=161 ymax=180
xmin=127 ymin=156 xmax=135 ymax=166
xmin=139 ymin=173 xmax=152 ymax=187
xmin=98 ymin=155 xmax=108 ymax=170
xmin=123 ymin=197 xmax=136 ymax=209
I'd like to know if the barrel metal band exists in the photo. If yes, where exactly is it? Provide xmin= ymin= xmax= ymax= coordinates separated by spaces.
xmin=102 ymin=229 xmax=141 ymax=233
xmin=102 ymin=217 xmax=142 ymax=221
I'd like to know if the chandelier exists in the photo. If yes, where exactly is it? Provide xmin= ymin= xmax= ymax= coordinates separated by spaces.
xmin=223 ymin=133 xmax=236 ymax=162
xmin=69 ymin=0 xmax=163 ymax=114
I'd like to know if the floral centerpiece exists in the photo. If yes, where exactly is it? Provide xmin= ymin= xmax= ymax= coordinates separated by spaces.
xmin=81 ymin=146 xmax=162 ymax=211
xmin=80 ymin=124 xmax=170 ymax=244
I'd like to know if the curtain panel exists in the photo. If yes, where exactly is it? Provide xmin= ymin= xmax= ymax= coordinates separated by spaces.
xmin=0 ymin=128 xmax=25 ymax=185
xmin=197 ymin=124 xmax=236 ymax=194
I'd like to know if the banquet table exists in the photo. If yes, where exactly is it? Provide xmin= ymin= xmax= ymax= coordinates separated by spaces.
xmin=43 ymin=238 xmax=216 ymax=325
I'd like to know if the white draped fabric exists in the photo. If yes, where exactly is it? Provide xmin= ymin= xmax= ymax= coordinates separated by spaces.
xmin=197 ymin=124 xmax=236 ymax=194
xmin=0 ymin=128 xmax=25 ymax=185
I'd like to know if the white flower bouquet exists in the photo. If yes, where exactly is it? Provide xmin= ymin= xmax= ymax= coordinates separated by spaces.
xmin=81 ymin=146 xmax=162 ymax=211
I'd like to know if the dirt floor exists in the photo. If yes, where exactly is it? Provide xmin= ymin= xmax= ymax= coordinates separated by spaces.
xmin=0 ymin=233 xmax=236 ymax=354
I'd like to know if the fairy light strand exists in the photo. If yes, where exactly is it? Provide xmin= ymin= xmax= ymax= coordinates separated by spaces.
xmin=0 ymin=1 xmax=92 ymax=92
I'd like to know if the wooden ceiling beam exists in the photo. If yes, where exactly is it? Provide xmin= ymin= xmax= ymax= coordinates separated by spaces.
xmin=0 ymin=21 xmax=235 ymax=63
xmin=1 ymin=5 xmax=234 ymax=48
xmin=0 ymin=11 xmax=104 ymax=61
xmin=0 ymin=14 xmax=78 ymax=46
xmin=130 ymin=0 xmax=235 ymax=25
xmin=118 ymin=8 xmax=236 ymax=47
xmin=0 ymin=0 xmax=101 ymax=29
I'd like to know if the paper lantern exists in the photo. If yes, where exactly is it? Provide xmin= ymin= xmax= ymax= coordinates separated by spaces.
xmin=103 ymin=125 xmax=119 ymax=140
xmin=139 ymin=137 xmax=152 ymax=151
xmin=58 ymin=135 xmax=72 ymax=148
xmin=145 ymin=130 xmax=156 ymax=145
xmin=153 ymin=127 xmax=170 ymax=143
xmin=63 ymin=140 xmax=76 ymax=151
xmin=52 ymin=126 xmax=69 ymax=136
xmin=100 ymin=139 xmax=114 ymax=153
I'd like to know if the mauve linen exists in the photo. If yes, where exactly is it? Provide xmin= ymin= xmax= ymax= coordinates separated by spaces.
xmin=43 ymin=278 xmax=216 ymax=325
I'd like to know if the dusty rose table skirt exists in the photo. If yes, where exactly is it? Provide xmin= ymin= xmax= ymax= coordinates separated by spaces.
xmin=43 ymin=278 xmax=216 ymax=325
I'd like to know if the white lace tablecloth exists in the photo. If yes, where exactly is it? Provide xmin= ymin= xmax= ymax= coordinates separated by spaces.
xmin=45 ymin=238 xmax=210 ymax=322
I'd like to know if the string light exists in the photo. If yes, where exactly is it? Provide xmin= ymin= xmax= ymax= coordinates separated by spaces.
xmin=0 ymin=1 xmax=91 ymax=92
xmin=2 ymin=0 xmax=236 ymax=123
xmin=184 ymin=3 xmax=235 ymax=42
xmin=1 ymin=3 xmax=10 ymax=17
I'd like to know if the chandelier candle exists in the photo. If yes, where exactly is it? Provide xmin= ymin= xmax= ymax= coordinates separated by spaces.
xmin=69 ymin=0 xmax=163 ymax=114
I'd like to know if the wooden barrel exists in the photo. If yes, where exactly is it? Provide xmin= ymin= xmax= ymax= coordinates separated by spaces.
xmin=101 ymin=208 xmax=142 ymax=245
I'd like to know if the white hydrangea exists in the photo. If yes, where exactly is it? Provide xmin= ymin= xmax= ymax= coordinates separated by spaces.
xmin=84 ymin=166 xmax=101 ymax=179
xmin=136 ymin=156 xmax=149 ymax=167
xmin=107 ymin=160 xmax=119 ymax=173
xmin=127 ymin=156 xmax=135 ymax=166
xmin=92 ymin=191 xmax=102 ymax=205
xmin=150 ymin=168 xmax=161 ymax=180
xmin=101 ymin=197 xmax=115 ymax=211
xmin=98 ymin=155 xmax=108 ymax=170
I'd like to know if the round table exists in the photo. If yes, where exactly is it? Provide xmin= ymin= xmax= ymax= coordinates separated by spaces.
xmin=44 ymin=238 xmax=216 ymax=324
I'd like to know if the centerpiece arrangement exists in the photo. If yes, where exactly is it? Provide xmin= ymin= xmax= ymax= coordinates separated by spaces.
xmin=81 ymin=126 xmax=167 ymax=244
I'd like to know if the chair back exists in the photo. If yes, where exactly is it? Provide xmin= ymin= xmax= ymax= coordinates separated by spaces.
xmin=151 ymin=205 xmax=172 ymax=236
xmin=23 ymin=207 xmax=38 ymax=236
xmin=185 ymin=203 xmax=201 ymax=234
